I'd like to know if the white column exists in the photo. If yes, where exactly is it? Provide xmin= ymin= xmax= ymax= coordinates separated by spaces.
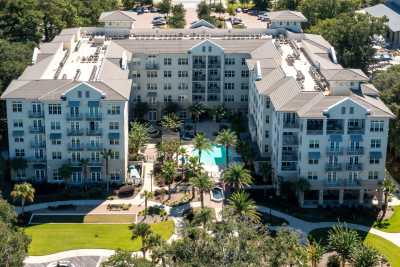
xmin=318 ymin=190 xmax=324 ymax=206
xmin=359 ymin=189 xmax=364 ymax=205
xmin=339 ymin=189 xmax=344 ymax=205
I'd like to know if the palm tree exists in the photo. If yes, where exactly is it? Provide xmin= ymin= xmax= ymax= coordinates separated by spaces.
xmin=189 ymin=103 xmax=205 ymax=134
xmin=144 ymin=233 xmax=163 ymax=262
xmin=215 ymin=129 xmax=237 ymax=168
xmin=227 ymin=191 xmax=260 ymax=222
xmin=186 ymin=156 xmax=203 ymax=198
xmin=192 ymin=207 xmax=214 ymax=229
xmin=193 ymin=133 xmax=212 ymax=164
xmin=10 ymin=182 xmax=35 ymax=215
xmin=101 ymin=149 xmax=113 ymax=192
xmin=291 ymin=178 xmax=311 ymax=206
xmin=151 ymin=238 xmax=168 ymax=267
xmin=307 ymin=240 xmax=325 ymax=267
xmin=130 ymin=222 xmax=152 ymax=258
xmin=259 ymin=161 xmax=272 ymax=184
xmin=80 ymin=158 xmax=90 ymax=186
xmin=328 ymin=224 xmax=360 ymax=267
xmin=380 ymin=176 xmax=396 ymax=221
xmin=351 ymin=244 xmax=381 ymax=267
xmin=161 ymin=113 xmax=181 ymax=132
xmin=191 ymin=173 xmax=214 ymax=209
xmin=161 ymin=160 xmax=176 ymax=199
xmin=177 ymin=146 xmax=188 ymax=180
xmin=132 ymin=101 xmax=149 ymax=121
xmin=59 ymin=163 xmax=73 ymax=185
xmin=142 ymin=190 xmax=154 ymax=217
xmin=10 ymin=158 xmax=27 ymax=179
xmin=129 ymin=122 xmax=150 ymax=160
xmin=222 ymin=163 xmax=253 ymax=192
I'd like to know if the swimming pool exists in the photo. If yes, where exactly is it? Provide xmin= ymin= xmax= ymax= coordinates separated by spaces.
xmin=192 ymin=144 xmax=241 ymax=166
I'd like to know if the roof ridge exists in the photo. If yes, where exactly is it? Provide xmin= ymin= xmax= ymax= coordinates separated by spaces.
xmin=38 ymin=80 xmax=76 ymax=100
xmin=98 ymin=80 xmax=129 ymax=100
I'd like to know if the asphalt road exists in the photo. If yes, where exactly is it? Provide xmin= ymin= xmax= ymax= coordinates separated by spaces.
xmin=25 ymin=256 xmax=101 ymax=267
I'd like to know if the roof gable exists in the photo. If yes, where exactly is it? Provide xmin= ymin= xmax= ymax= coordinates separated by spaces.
xmin=190 ymin=19 xmax=216 ymax=29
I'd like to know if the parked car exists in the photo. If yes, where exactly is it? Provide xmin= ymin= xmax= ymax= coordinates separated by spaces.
xmin=147 ymin=125 xmax=160 ymax=138
xmin=236 ymin=7 xmax=242 ymax=13
xmin=137 ymin=8 xmax=144 ymax=14
xmin=143 ymin=7 xmax=149 ymax=13
xmin=243 ymin=8 xmax=249 ymax=13
xmin=250 ymin=9 xmax=258 ymax=15
xmin=150 ymin=7 xmax=159 ymax=12
xmin=47 ymin=261 xmax=75 ymax=267
xmin=230 ymin=17 xmax=242 ymax=25
xmin=152 ymin=16 xmax=165 ymax=22
xmin=153 ymin=20 xmax=167 ymax=26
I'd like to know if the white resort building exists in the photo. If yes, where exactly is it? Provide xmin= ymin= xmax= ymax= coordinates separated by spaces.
xmin=1 ymin=10 xmax=394 ymax=207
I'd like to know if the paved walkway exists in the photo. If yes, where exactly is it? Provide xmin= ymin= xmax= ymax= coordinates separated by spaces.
xmin=257 ymin=205 xmax=400 ymax=247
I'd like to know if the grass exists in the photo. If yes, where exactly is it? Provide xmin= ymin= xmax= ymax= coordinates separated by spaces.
xmin=309 ymin=228 xmax=400 ymax=267
xmin=30 ymin=214 xmax=137 ymax=224
xmin=25 ymin=220 xmax=174 ymax=256
xmin=373 ymin=206 xmax=400 ymax=232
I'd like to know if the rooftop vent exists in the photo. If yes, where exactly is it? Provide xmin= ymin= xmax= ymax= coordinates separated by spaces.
xmin=121 ymin=51 xmax=128 ymax=70
xmin=255 ymin=60 xmax=262 ymax=81
xmin=329 ymin=47 xmax=338 ymax=64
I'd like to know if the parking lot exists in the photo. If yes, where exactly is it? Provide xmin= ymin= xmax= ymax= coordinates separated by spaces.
xmin=25 ymin=256 xmax=101 ymax=267
xmin=234 ymin=11 xmax=268 ymax=28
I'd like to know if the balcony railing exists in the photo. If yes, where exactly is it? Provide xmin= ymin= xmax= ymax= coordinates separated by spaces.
xmin=283 ymin=121 xmax=299 ymax=129
xmin=307 ymin=129 xmax=323 ymax=135
xmin=29 ymin=156 xmax=46 ymax=162
xmin=86 ymin=129 xmax=102 ymax=136
xmin=86 ymin=113 xmax=102 ymax=120
xmin=29 ymin=126 xmax=45 ymax=133
xmin=282 ymin=135 xmax=298 ymax=146
xmin=281 ymin=165 xmax=297 ymax=171
xmin=68 ymin=159 xmax=81 ymax=166
xmin=346 ymin=163 xmax=363 ymax=171
xmin=193 ymin=75 xmax=206 ymax=81
xmin=67 ymin=128 xmax=84 ymax=136
xmin=282 ymin=152 xmax=298 ymax=161
xmin=145 ymin=63 xmax=159 ymax=70
xmin=347 ymin=147 xmax=364 ymax=155
xmin=347 ymin=127 xmax=365 ymax=134
xmin=324 ymin=178 xmax=361 ymax=187
xmin=31 ymin=141 xmax=46 ymax=148
xmin=193 ymin=63 xmax=206 ymax=68
xmin=208 ymin=63 xmax=221 ymax=68
xmin=87 ymin=143 xmax=103 ymax=150
xmin=208 ymin=76 xmax=221 ymax=81
xmin=325 ymin=163 xmax=343 ymax=172
xmin=28 ymin=111 xmax=44 ymax=118
xmin=326 ymin=147 xmax=344 ymax=155
xmin=66 ymin=113 xmax=84 ymax=121
xmin=326 ymin=129 xmax=344 ymax=134
xmin=68 ymin=143 xmax=85 ymax=151
xmin=88 ymin=160 xmax=103 ymax=166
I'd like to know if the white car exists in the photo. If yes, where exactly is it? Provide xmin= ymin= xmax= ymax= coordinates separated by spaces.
xmin=236 ymin=7 xmax=242 ymax=13
xmin=47 ymin=261 xmax=76 ymax=267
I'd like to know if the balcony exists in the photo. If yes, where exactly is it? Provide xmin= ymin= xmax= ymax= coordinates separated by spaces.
xmin=282 ymin=152 xmax=298 ymax=161
xmin=208 ymin=76 xmax=221 ymax=81
xmin=326 ymin=147 xmax=344 ymax=155
xmin=68 ymin=143 xmax=85 ymax=151
xmin=283 ymin=121 xmax=299 ymax=129
xmin=208 ymin=63 xmax=221 ymax=68
xmin=66 ymin=113 xmax=84 ymax=121
xmin=324 ymin=179 xmax=361 ymax=188
xmin=348 ymin=127 xmax=365 ymax=134
xmin=31 ymin=141 xmax=46 ymax=148
xmin=282 ymin=135 xmax=298 ymax=146
xmin=87 ymin=143 xmax=103 ymax=151
xmin=86 ymin=113 xmax=102 ymax=121
xmin=346 ymin=163 xmax=363 ymax=171
xmin=88 ymin=160 xmax=103 ymax=167
xmin=325 ymin=163 xmax=343 ymax=172
xmin=193 ymin=75 xmax=206 ymax=81
xmin=347 ymin=147 xmax=364 ymax=155
xmin=281 ymin=165 xmax=297 ymax=171
xmin=29 ymin=111 xmax=44 ymax=118
xmin=193 ymin=63 xmax=206 ymax=69
xmin=145 ymin=63 xmax=159 ymax=70
xmin=30 ymin=156 xmax=46 ymax=163
xmin=29 ymin=126 xmax=45 ymax=134
xmin=68 ymin=159 xmax=81 ymax=166
xmin=67 ymin=128 xmax=84 ymax=136
xmin=86 ymin=129 xmax=102 ymax=136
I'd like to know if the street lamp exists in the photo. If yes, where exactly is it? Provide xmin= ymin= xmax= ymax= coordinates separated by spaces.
xmin=150 ymin=170 xmax=153 ymax=193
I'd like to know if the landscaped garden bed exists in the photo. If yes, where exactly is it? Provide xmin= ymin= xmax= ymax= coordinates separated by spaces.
xmin=29 ymin=213 xmax=137 ymax=224
xmin=25 ymin=220 xmax=175 ymax=256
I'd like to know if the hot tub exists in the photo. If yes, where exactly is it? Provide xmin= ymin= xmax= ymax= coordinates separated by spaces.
xmin=210 ymin=186 xmax=224 ymax=202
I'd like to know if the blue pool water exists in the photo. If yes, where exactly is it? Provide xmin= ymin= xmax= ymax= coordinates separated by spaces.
xmin=192 ymin=144 xmax=241 ymax=166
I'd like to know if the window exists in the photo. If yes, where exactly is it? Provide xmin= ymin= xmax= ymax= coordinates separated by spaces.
xmin=224 ymin=95 xmax=234 ymax=102
xmin=110 ymin=138 xmax=119 ymax=145
xmin=164 ymin=71 xmax=172 ymax=78
xmin=53 ymin=169 xmax=63 ymax=181
xmin=241 ymin=70 xmax=249 ymax=77
xmin=224 ymin=70 xmax=235 ymax=77
xmin=241 ymin=58 xmax=246 ymax=65
xmin=147 ymin=71 xmax=157 ymax=78
xmin=164 ymin=83 xmax=172 ymax=90
xmin=164 ymin=95 xmax=172 ymax=103
xmin=327 ymin=171 xmax=337 ymax=182
xmin=266 ymin=98 xmax=270 ymax=108
xmin=50 ymin=121 xmax=61 ymax=130
xmin=264 ymin=145 xmax=269 ymax=152
xmin=224 ymin=58 xmax=235 ymax=65
xmin=16 ymin=169 xmax=26 ymax=180
xmin=371 ymin=139 xmax=381 ymax=148
xmin=48 ymin=104 xmax=61 ymax=115
xmin=240 ymin=95 xmax=248 ymax=102
xmin=85 ymin=91 xmax=90 ymax=98
xmin=77 ymin=91 xmax=82 ymax=98
xmin=309 ymin=140 xmax=320 ymax=149
xmin=349 ymin=107 xmax=354 ymax=114
xmin=108 ymin=105 xmax=120 ymax=115
xmin=370 ymin=120 xmax=384 ymax=132
xmin=224 ymin=83 xmax=235 ymax=90
xmin=91 ymin=172 xmax=102 ymax=182
xmin=51 ymin=138 xmax=61 ymax=145
xmin=308 ymin=158 xmax=319 ymax=165
xmin=147 ymin=83 xmax=157 ymax=90
xmin=265 ymin=131 xmax=269 ymax=138
xmin=148 ymin=110 xmax=157 ymax=121
xmin=341 ymin=107 xmax=346 ymax=114
xmin=307 ymin=172 xmax=318 ymax=180
xmin=370 ymin=156 xmax=380 ymax=164
xmin=164 ymin=58 xmax=172 ymax=65
xmin=178 ymin=83 xmax=188 ymax=90
xmin=111 ymin=151 xmax=120 ymax=159
xmin=110 ymin=170 xmax=121 ymax=181
xmin=349 ymin=172 xmax=359 ymax=181
xmin=178 ymin=58 xmax=188 ymax=65
xmin=12 ymin=102 xmax=23 ymax=112
xmin=15 ymin=149 xmax=25 ymax=157
xmin=241 ymin=83 xmax=249 ymax=90
xmin=109 ymin=122 xmax=119 ymax=130
xmin=265 ymin=115 xmax=270 ymax=124
xmin=52 ymin=151 xmax=62 ymax=160
xmin=178 ymin=95 xmax=185 ymax=102
xmin=14 ymin=137 xmax=24 ymax=143
xmin=368 ymin=171 xmax=379 ymax=180
xmin=178 ymin=71 xmax=188 ymax=77
xmin=13 ymin=120 xmax=23 ymax=128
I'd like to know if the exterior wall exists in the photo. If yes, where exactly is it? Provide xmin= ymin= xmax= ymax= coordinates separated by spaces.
xmin=270 ymin=20 xmax=302 ymax=33
xmin=6 ymin=84 xmax=128 ymax=185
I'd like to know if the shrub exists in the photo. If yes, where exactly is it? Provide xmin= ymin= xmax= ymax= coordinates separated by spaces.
xmin=327 ymin=255 xmax=340 ymax=267
xmin=118 ymin=185 xmax=135 ymax=197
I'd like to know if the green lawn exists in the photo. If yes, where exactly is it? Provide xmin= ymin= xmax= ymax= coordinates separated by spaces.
xmin=309 ymin=228 xmax=400 ymax=267
xmin=373 ymin=206 xmax=400 ymax=232
xmin=25 ymin=220 xmax=174 ymax=256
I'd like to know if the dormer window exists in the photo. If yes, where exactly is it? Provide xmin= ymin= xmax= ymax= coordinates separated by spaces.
xmin=85 ymin=91 xmax=90 ymax=98
xmin=202 ymin=46 xmax=206 ymax=52
xmin=341 ymin=107 xmax=346 ymax=114
xmin=208 ymin=46 xmax=212 ymax=52
xmin=78 ymin=91 xmax=82 ymax=98
xmin=349 ymin=107 xmax=354 ymax=114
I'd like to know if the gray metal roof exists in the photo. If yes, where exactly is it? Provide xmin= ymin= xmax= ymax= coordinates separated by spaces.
xmin=320 ymin=69 xmax=369 ymax=81
xmin=362 ymin=4 xmax=400 ymax=32
xmin=267 ymin=10 xmax=307 ymax=22
xmin=99 ymin=11 xmax=136 ymax=22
